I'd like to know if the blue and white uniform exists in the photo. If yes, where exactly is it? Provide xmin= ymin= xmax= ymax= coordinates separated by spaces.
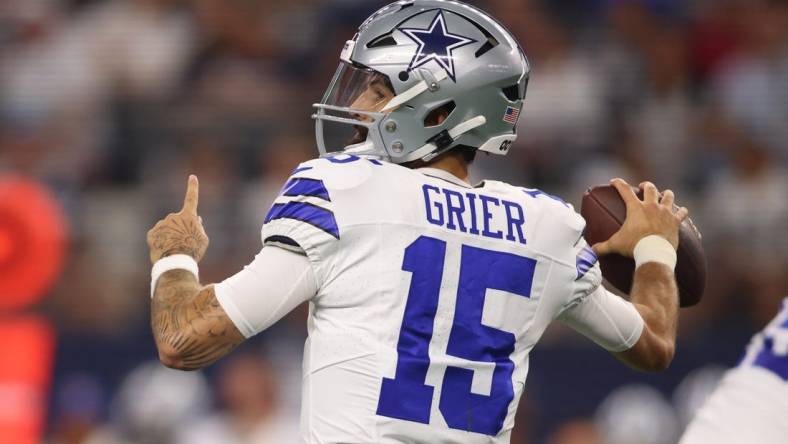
xmin=215 ymin=156 xmax=644 ymax=444
xmin=680 ymin=298 xmax=788 ymax=444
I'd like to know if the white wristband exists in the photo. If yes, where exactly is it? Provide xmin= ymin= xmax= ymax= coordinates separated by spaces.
xmin=151 ymin=254 xmax=199 ymax=298
xmin=633 ymin=235 xmax=677 ymax=271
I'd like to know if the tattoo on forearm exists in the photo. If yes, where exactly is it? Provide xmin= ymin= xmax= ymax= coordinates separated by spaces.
xmin=151 ymin=270 xmax=244 ymax=370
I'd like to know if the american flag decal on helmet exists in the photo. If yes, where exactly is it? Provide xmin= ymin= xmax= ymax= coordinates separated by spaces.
xmin=503 ymin=106 xmax=521 ymax=125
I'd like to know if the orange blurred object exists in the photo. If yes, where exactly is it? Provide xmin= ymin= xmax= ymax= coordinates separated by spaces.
xmin=0 ymin=175 xmax=67 ymax=311
xmin=0 ymin=316 xmax=56 ymax=444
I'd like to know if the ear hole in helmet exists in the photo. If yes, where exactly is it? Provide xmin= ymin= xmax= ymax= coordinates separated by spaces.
xmin=461 ymin=15 xmax=500 ymax=58
xmin=502 ymin=84 xmax=521 ymax=101
xmin=424 ymin=101 xmax=456 ymax=127
xmin=367 ymin=34 xmax=397 ymax=48
xmin=475 ymin=34 xmax=500 ymax=58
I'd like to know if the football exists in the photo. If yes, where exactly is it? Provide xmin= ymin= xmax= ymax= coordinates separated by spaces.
xmin=580 ymin=184 xmax=706 ymax=307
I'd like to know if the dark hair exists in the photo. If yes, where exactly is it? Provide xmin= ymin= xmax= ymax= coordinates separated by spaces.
xmin=455 ymin=145 xmax=478 ymax=164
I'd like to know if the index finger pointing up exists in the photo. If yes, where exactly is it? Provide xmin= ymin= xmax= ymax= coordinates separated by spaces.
xmin=182 ymin=174 xmax=199 ymax=214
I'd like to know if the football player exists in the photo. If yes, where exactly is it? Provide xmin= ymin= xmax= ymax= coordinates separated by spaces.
xmin=147 ymin=1 xmax=689 ymax=442
xmin=679 ymin=298 xmax=788 ymax=444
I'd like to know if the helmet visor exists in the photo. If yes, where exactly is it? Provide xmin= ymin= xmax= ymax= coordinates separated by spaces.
xmin=315 ymin=62 xmax=396 ymax=155
xmin=322 ymin=62 xmax=395 ymax=109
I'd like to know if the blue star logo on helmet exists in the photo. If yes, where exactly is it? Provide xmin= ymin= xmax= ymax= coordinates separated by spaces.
xmin=398 ymin=10 xmax=477 ymax=82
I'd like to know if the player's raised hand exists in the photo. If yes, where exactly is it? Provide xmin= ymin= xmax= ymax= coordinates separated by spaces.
xmin=592 ymin=178 xmax=689 ymax=258
xmin=181 ymin=173 xmax=200 ymax=216
xmin=147 ymin=175 xmax=210 ymax=263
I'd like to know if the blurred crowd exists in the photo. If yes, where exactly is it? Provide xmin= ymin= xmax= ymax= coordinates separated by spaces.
xmin=0 ymin=0 xmax=786 ymax=443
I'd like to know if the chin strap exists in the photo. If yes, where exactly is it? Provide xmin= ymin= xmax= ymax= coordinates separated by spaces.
xmin=397 ymin=115 xmax=487 ymax=163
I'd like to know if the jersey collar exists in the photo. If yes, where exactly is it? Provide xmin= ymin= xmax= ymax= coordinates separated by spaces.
xmin=417 ymin=167 xmax=472 ymax=188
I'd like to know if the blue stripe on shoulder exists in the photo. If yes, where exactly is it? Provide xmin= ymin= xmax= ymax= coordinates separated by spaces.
xmin=576 ymin=245 xmax=598 ymax=280
xmin=282 ymin=178 xmax=331 ymax=201
xmin=265 ymin=202 xmax=339 ymax=239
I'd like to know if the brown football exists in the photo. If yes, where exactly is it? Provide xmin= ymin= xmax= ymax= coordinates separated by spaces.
xmin=580 ymin=184 xmax=706 ymax=307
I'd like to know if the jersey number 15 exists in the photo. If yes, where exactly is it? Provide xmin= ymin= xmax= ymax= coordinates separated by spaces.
xmin=376 ymin=236 xmax=536 ymax=436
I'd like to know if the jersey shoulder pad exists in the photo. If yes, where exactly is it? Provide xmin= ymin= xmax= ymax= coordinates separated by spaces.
xmin=483 ymin=182 xmax=586 ymax=257
xmin=261 ymin=155 xmax=385 ymax=247
xmin=519 ymin=185 xmax=585 ymax=234
xmin=261 ymin=158 xmax=342 ymax=250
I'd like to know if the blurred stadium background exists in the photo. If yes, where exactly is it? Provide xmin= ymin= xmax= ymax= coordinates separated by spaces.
xmin=0 ymin=0 xmax=786 ymax=443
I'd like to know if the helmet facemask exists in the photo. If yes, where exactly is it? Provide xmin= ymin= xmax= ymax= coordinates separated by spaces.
xmin=313 ymin=62 xmax=398 ymax=158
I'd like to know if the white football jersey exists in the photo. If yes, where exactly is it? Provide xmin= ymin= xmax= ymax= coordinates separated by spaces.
xmin=680 ymin=298 xmax=788 ymax=444
xmin=259 ymin=155 xmax=602 ymax=443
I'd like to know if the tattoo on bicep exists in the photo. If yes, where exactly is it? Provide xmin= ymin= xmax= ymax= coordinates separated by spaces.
xmin=151 ymin=272 xmax=244 ymax=370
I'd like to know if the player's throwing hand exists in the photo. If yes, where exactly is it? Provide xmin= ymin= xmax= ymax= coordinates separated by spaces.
xmin=146 ymin=175 xmax=209 ymax=264
xmin=592 ymin=178 xmax=689 ymax=257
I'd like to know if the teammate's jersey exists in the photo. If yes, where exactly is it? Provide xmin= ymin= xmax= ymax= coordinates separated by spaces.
xmin=260 ymin=155 xmax=601 ymax=444
xmin=679 ymin=298 xmax=788 ymax=444
xmin=738 ymin=297 xmax=788 ymax=380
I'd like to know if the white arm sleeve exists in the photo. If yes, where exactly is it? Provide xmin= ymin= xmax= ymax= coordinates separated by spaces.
xmin=558 ymin=286 xmax=645 ymax=352
xmin=214 ymin=246 xmax=317 ymax=338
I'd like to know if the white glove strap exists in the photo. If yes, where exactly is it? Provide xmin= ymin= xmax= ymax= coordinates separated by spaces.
xmin=151 ymin=254 xmax=199 ymax=298
xmin=633 ymin=235 xmax=677 ymax=271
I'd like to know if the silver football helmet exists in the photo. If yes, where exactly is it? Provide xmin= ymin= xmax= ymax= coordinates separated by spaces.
xmin=313 ymin=0 xmax=530 ymax=163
